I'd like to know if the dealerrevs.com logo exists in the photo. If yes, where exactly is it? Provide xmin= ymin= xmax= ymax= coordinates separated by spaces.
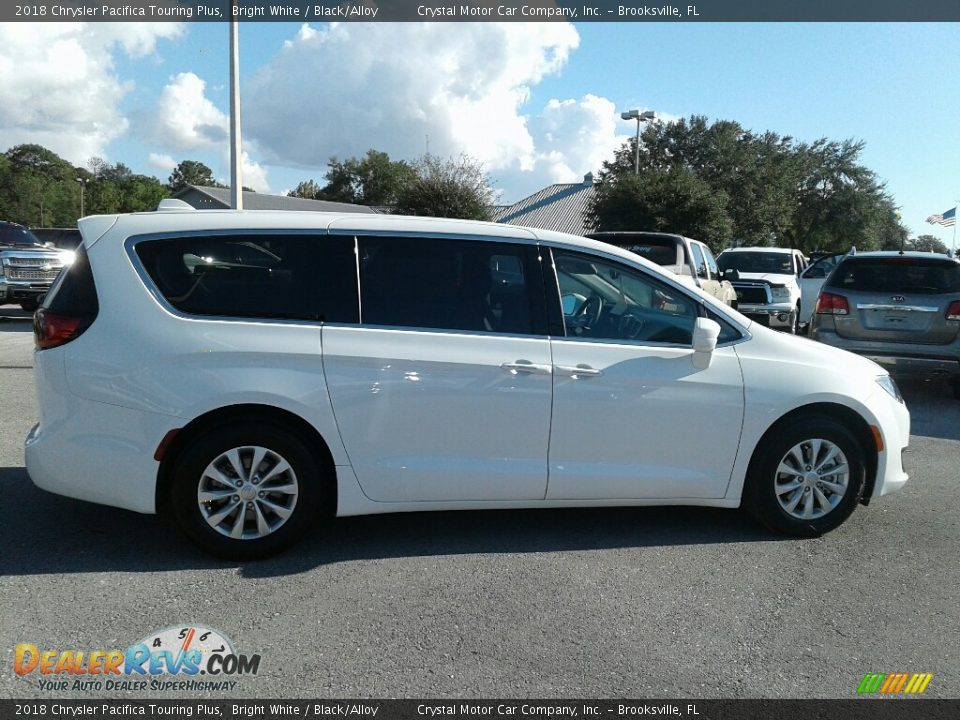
xmin=14 ymin=625 xmax=260 ymax=692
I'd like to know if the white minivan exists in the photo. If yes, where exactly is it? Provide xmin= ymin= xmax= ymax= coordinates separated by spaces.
xmin=27 ymin=209 xmax=910 ymax=558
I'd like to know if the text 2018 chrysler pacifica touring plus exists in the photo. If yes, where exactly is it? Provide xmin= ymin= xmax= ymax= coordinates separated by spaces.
xmin=26 ymin=209 xmax=910 ymax=558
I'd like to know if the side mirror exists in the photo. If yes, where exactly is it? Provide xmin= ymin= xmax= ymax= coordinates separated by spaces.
xmin=722 ymin=268 xmax=739 ymax=282
xmin=691 ymin=317 xmax=721 ymax=370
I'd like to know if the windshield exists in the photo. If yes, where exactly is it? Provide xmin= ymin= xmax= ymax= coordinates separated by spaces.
xmin=0 ymin=224 xmax=44 ymax=248
xmin=717 ymin=251 xmax=794 ymax=274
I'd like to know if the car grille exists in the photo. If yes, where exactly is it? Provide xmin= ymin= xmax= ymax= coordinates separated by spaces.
xmin=7 ymin=267 xmax=61 ymax=281
xmin=733 ymin=284 xmax=770 ymax=304
xmin=9 ymin=257 xmax=53 ymax=267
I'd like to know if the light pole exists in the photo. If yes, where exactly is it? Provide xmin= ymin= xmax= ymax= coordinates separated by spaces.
xmin=229 ymin=13 xmax=243 ymax=210
xmin=75 ymin=177 xmax=89 ymax=218
xmin=620 ymin=109 xmax=655 ymax=174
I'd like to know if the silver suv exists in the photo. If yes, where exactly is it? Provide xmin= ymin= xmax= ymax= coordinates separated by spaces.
xmin=810 ymin=251 xmax=960 ymax=398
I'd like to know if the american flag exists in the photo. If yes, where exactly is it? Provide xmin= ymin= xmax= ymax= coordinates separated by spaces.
xmin=926 ymin=207 xmax=956 ymax=227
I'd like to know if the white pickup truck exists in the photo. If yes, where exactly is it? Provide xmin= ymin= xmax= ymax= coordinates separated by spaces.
xmin=586 ymin=231 xmax=738 ymax=307
xmin=716 ymin=246 xmax=807 ymax=333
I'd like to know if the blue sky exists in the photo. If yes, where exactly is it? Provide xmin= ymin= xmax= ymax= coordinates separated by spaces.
xmin=3 ymin=21 xmax=958 ymax=245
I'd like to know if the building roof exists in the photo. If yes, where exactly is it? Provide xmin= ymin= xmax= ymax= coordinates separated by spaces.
xmin=493 ymin=176 xmax=596 ymax=236
xmin=173 ymin=185 xmax=376 ymax=214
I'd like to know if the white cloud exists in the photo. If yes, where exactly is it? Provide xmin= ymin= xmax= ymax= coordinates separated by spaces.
xmin=0 ymin=22 xmax=182 ymax=164
xmin=150 ymin=71 xmax=271 ymax=192
xmin=153 ymin=71 xmax=229 ymax=150
xmin=148 ymin=152 xmax=177 ymax=173
xmin=245 ymin=22 xmax=588 ymax=198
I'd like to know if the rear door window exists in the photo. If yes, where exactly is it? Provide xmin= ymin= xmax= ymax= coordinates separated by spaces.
xmin=827 ymin=258 xmax=960 ymax=294
xmin=134 ymin=235 xmax=358 ymax=322
xmin=358 ymin=236 xmax=546 ymax=335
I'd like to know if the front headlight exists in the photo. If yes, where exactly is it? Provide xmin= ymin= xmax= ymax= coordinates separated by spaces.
xmin=771 ymin=286 xmax=790 ymax=300
xmin=876 ymin=375 xmax=903 ymax=403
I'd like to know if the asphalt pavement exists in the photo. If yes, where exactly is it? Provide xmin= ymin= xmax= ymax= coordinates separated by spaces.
xmin=1 ymin=314 xmax=958 ymax=699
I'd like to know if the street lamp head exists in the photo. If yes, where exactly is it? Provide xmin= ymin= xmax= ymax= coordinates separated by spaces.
xmin=620 ymin=110 xmax=640 ymax=120
xmin=639 ymin=110 xmax=656 ymax=121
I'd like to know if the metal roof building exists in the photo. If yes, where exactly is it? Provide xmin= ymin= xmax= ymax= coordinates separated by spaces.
xmin=173 ymin=185 xmax=376 ymax=214
xmin=493 ymin=174 xmax=596 ymax=236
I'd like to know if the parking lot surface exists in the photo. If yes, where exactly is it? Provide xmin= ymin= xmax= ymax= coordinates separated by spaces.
xmin=1 ymin=313 xmax=958 ymax=698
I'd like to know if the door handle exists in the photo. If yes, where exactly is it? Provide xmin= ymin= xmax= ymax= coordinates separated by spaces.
xmin=501 ymin=360 xmax=552 ymax=375
xmin=555 ymin=364 xmax=603 ymax=378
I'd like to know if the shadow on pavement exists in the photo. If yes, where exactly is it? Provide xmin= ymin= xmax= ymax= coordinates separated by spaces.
xmin=0 ymin=465 xmax=782 ymax=578
xmin=0 ymin=315 xmax=32 ymax=330
xmin=899 ymin=378 xmax=960 ymax=442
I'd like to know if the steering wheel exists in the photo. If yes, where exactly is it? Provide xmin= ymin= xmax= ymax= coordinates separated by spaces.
xmin=575 ymin=295 xmax=604 ymax=331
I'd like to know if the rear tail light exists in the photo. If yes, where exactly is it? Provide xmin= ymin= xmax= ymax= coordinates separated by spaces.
xmin=947 ymin=300 xmax=960 ymax=321
xmin=33 ymin=309 xmax=94 ymax=350
xmin=815 ymin=291 xmax=849 ymax=315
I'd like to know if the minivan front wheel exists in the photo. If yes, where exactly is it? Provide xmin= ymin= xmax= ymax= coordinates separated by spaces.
xmin=171 ymin=422 xmax=323 ymax=559
xmin=744 ymin=417 xmax=865 ymax=536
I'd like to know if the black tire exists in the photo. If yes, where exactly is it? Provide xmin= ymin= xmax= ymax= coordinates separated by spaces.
xmin=743 ymin=416 xmax=866 ymax=536
xmin=20 ymin=298 xmax=39 ymax=312
xmin=170 ymin=421 xmax=325 ymax=559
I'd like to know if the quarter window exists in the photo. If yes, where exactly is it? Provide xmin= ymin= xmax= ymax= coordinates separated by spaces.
xmin=690 ymin=243 xmax=709 ymax=280
xmin=552 ymin=250 xmax=697 ymax=345
xmin=358 ymin=236 xmax=545 ymax=335
xmin=702 ymin=246 xmax=720 ymax=278
xmin=134 ymin=235 xmax=358 ymax=322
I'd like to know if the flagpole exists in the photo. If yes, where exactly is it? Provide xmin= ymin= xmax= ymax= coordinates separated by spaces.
xmin=949 ymin=201 xmax=959 ymax=257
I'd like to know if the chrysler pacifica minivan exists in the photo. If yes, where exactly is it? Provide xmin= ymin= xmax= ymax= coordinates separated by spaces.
xmin=27 ymin=209 xmax=910 ymax=558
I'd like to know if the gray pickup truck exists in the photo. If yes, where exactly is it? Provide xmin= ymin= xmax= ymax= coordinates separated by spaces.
xmin=0 ymin=221 xmax=73 ymax=312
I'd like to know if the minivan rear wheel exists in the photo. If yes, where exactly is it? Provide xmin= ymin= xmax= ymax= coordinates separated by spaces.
xmin=743 ymin=416 xmax=865 ymax=536
xmin=170 ymin=422 xmax=323 ymax=559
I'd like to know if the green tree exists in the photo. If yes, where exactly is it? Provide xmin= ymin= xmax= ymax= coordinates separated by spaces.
xmin=902 ymin=234 xmax=949 ymax=254
xmin=167 ymin=160 xmax=220 ymax=193
xmin=594 ymin=116 xmax=905 ymax=253
xmin=288 ymin=179 xmax=324 ymax=200
xmin=394 ymin=154 xmax=495 ymax=221
xmin=293 ymin=150 xmax=416 ymax=206
xmin=589 ymin=168 xmax=733 ymax=251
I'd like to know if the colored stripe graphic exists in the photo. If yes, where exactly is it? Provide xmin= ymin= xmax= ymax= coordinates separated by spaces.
xmin=858 ymin=672 xmax=933 ymax=694
xmin=857 ymin=673 xmax=886 ymax=694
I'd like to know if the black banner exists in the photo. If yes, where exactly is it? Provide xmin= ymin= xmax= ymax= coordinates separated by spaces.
xmin=5 ymin=0 xmax=960 ymax=23
xmin=2 ymin=701 xmax=960 ymax=720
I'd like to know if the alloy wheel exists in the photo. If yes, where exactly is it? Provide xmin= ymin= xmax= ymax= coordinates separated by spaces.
xmin=197 ymin=445 xmax=299 ymax=540
xmin=773 ymin=438 xmax=849 ymax=520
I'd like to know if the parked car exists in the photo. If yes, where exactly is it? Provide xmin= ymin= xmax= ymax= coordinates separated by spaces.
xmin=28 ymin=209 xmax=909 ymax=558
xmin=810 ymin=251 xmax=960 ymax=398
xmin=798 ymin=251 xmax=848 ymax=327
xmin=587 ymin=231 xmax=738 ymax=307
xmin=716 ymin=247 xmax=807 ymax=333
xmin=0 ymin=221 xmax=74 ymax=311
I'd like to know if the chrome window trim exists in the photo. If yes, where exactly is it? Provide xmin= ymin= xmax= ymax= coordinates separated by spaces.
xmin=324 ymin=324 xmax=551 ymax=341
